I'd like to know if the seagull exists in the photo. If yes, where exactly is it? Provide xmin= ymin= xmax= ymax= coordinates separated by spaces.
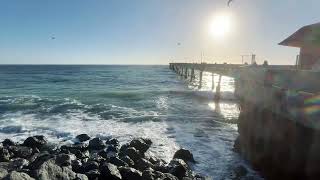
xmin=177 ymin=42 xmax=181 ymax=46
xmin=227 ymin=0 xmax=233 ymax=6
xmin=51 ymin=36 xmax=56 ymax=40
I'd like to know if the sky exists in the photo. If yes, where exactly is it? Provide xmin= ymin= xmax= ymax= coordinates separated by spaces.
xmin=0 ymin=0 xmax=319 ymax=65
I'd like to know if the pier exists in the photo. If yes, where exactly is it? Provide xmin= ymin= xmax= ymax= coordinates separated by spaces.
xmin=169 ymin=62 xmax=320 ymax=180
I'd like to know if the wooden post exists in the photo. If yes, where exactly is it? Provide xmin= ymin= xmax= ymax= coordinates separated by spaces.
xmin=190 ymin=68 xmax=195 ymax=82
xmin=215 ymin=75 xmax=222 ymax=101
xmin=199 ymin=71 xmax=203 ymax=89
xmin=184 ymin=67 xmax=188 ymax=78
xmin=211 ymin=72 xmax=215 ymax=90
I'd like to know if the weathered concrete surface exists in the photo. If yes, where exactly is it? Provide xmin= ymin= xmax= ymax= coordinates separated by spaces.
xmin=235 ymin=101 xmax=320 ymax=180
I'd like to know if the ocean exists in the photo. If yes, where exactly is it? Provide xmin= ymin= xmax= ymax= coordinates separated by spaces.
xmin=0 ymin=65 xmax=260 ymax=179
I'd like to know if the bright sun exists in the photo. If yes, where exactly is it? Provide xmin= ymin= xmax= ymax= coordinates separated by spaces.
xmin=209 ymin=13 xmax=232 ymax=39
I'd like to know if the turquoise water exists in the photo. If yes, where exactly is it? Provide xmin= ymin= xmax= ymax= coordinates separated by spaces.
xmin=0 ymin=65 xmax=259 ymax=179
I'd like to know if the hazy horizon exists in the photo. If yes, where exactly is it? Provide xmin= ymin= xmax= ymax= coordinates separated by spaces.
xmin=0 ymin=0 xmax=319 ymax=65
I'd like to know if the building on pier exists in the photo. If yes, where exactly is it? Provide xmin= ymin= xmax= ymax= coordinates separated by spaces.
xmin=279 ymin=22 xmax=320 ymax=70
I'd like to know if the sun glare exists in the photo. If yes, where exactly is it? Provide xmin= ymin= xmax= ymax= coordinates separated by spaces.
xmin=209 ymin=13 xmax=232 ymax=39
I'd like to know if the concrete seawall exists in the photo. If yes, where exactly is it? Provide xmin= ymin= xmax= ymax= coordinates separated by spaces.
xmin=234 ymin=100 xmax=320 ymax=180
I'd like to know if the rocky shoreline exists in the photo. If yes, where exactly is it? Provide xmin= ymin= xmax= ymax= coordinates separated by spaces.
xmin=0 ymin=135 xmax=205 ymax=180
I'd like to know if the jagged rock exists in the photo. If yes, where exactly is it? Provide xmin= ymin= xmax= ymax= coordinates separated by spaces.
xmin=83 ymin=161 xmax=99 ymax=172
xmin=75 ymin=173 xmax=88 ymax=180
xmin=163 ymin=173 xmax=179 ymax=180
xmin=100 ymin=162 xmax=122 ymax=180
xmin=129 ymin=138 xmax=152 ymax=154
xmin=122 ymin=147 xmax=141 ymax=162
xmin=135 ymin=158 xmax=153 ymax=171
xmin=0 ymin=168 xmax=8 ymax=179
xmin=109 ymin=156 xmax=128 ymax=167
xmin=61 ymin=143 xmax=88 ymax=152
xmin=9 ymin=146 xmax=33 ymax=159
xmin=55 ymin=154 xmax=76 ymax=167
xmin=4 ymin=171 xmax=35 ymax=180
xmin=2 ymin=139 xmax=15 ymax=147
xmin=28 ymin=153 xmax=54 ymax=170
xmin=120 ymin=144 xmax=130 ymax=154
xmin=72 ymin=149 xmax=89 ymax=159
xmin=120 ymin=156 xmax=135 ymax=167
xmin=76 ymin=134 xmax=91 ymax=142
xmin=35 ymin=159 xmax=77 ymax=180
xmin=9 ymin=158 xmax=29 ymax=170
xmin=23 ymin=136 xmax=47 ymax=149
xmin=71 ymin=160 xmax=83 ymax=173
xmin=107 ymin=139 xmax=120 ymax=146
xmin=107 ymin=145 xmax=119 ymax=153
xmin=88 ymin=138 xmax=106 ymax=150
xmin=0 ymin=148 xmax=11 ymax=162
xmin=118 ymin=166 xmax=142 ymax=180
xmin=168 ymin=159 xmax=189 ymax=180
xmin=85 ymin=169 xmax=100 ymax=180
xmin=173 ymin=149 xmax=195 ymax=163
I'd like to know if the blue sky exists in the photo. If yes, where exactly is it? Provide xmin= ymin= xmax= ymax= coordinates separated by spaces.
xmin=0 ymin=0 xmax=319 ymax=64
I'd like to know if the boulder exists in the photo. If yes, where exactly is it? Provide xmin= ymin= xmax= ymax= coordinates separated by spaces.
xmin=122 ymin=147 xmax=141 ymax=162
xmin=83 ymin=161 xmax=99 ymax=172
xmin=134 ymin=158 xmax=153 ymax=171
xmin=0 ymin=148 xmax=11 ymax=162
xmin=100 ymin=162 xmax=122 ymax=180
xmin=85 ymin=169 xmax=100 ymax=180
xmin=120 ymin=156 xmax=135 ymax=167
xmin=4 ymin=171 xmax=35 ymax=180
xmin=55 ymin=154 xmax=76 ymax=167
xmin=71 ymin=160 xmax=83 ymax=173
xmin=75 ymin=173 xmax=88 ymax=180
xmin=168 ymin=159 xmax=189 ymax=180
xmin=9 ymin=146 xmax=33 ymax=159
xmin=2 ymin=139 xmax=15 ymax=147
xmin=129 ymin=139 xmax=152 ymax=154
xmin=28 ymin=153 xmax=54 ymax=170
xmin=118 ymin=166 xmax=142 ymax=180
xmin=0 ymin=168 xmax=8 ymax=179
xmin=88 ymin=138 xmax=106 ymax=150
xmin=35 ymin=159 xmax=77 ymax=180
xmin=23 ymin=136 xmax=47 ymax=149
xmin=109 ymin=156 xmax=128 ymax=167
xmin=9 ymin=158 xmax=29 ymax=170
xmin=61 ymin=143 xmax=88 ymax=152
xmin=106 ymin=139 xmax=120 ymax=146
xmin=173 ymin=149 xmax=195 ymax=163
xmin=76 ymin=134 xmax=91 ymax=142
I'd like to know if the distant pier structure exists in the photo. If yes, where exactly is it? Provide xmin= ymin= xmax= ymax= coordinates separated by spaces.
xmin=169 ymin=22 xmax=320 ymax=180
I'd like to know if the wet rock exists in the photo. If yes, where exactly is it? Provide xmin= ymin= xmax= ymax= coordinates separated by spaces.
xmin=109 ymin=156 xmax=128 ymax=167
xmin=173 ymin=149 xmax=195 ymax=163
xmin=23 ymin=136 xmax=47 ymax=149
xmin=122 ymin=147 xmax=141 ymax=162
xmin=61 ymin=143 xmax=88 ymax=152
xmin=88 ymin=138 xmax=106 ymax=150
xmin=9 ymin=158 xmax=29 ymax=170
xmin=120 ymin=144 xmax=130 ymax=154
xmin=35 ymin=159 xmax=77 ymax=180
xmin=107 ymin=145 xmax=119 ymax=153
xmin=234 ymin=165 xmax=248 ymax=178
xmin=55 ymin=153 xmax=76 ymax=167
xmin=9 ymin=146 xmax=33 ymax=159
xmin=28 ymin=153 xmax=54 ymax=170
xmin=0 ymin=148 xmax=11 ymax=162
xmin=71 ymin=160 xmax=83 ymax=173
xmin=0 ymin=168 xmax=8 ymax=179
xmin=129 ymin=138 xmax=152 ymax=154
xmin=83 ymin=161 xmax=99 ymax=172
xmin=2 ymin=139 xmax=15 ymax=147
xmin=118 ymin=166 xmax=142 ymax=180
xmin=100 ymin=162 xmax=122 ymax=180
xmin=4 ymin=171 xmax=35 ymax=180
xmin=163 ymin=173 xmax=179 ymax=180
xmin=168 ymin=159 xmax=189 ymax=180
xmin=75 ymin=173 xmax=88 ymax=180
xmin=135 ymin=158 xmax=153 ymax=171
xmin=107 ymin=139 xmax=120 ymax=146
xmin=76 ymin=134 xmax=91 ymax=142
xmin=85 ymin=169 xmax=100 ymax=180
xmin=120 ymin=156 xmax=135 ymax=167
xmin=72 ymin=149 xmax=90 ymax=159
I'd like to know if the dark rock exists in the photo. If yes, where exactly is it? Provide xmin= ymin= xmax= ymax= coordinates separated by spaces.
xmin=61 ymin=143 xmax=88 ymax=152
xmin=122 ymin=147 xmax=141 ymax=162
xmin=9 ymin=158 xmax=29 ymax=170
xmin=35 ymin=159 xmax=77 ymax=180
xmin=85 ymin=169 xmax=100 ymax=180
xmin=0 ymin=168 xmax=8 ymax=179
xmin=9 ymin=146 xmax=33 ymax=159
xmin=75 ymin=173 xmax=88 ymax=180
xmin=72 ymin=160 xmax=84 ymax=173
xmin=55 ymin=153 xmax=76 ymax=167
xmin=100 ymin=162 xmax=122 ymax=180
xmin=163 ymin=173 xmax=179 ymax=180
xmin=76 ymin=134 xmax=91 ymax=142
xmin=23 ymin=136 xmax=47 ymax=149
xmin=129 ymin=138 xmax=152 ymax=154
xmin=168 ymin=159 xmax=189 ymax=180
xmin=107 ymin=145 xmax=119 ymax=153
xmin=98 ymin=148 xmax=117 ymax=159
xmin=142 ymin=169 xmax=175 ymax=180
xmin=135 ymin=158 xmax=153 ymax=171
xmin=107 ymin=139 xmax=120 ymax=146
xmin=173 ymin=149 xmax=195 ymax=163
xmin=83 ymin=161 xmax=99 ymax=172
xmin=88 ymin=138 xmax=106 ymax=150
xmin=4 ymin=171 xmax=35 ymax=180
xmin=109 ymin=156 xmax=128 ymax=167
xmin=120 ymin=156 xmax=135 ymax=167
xmin=118 ymin=166 xmax=142 ymax=180
xmin=120 ymin=144 xmax=130 ymax=154
xmin=28 ymin=153 xmax=54 ymax=170
xmin=234 ymin=165 xmax=248 ymax=178
xmin=73 ymin=149 xmax=90 ymax=159
xmin=2 ymin=139 xmax=15 ymax=147
xmin=0 ymin=148 xmax=11 ymax=162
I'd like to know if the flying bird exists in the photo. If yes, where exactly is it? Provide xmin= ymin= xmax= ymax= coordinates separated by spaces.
xmin=227 ymin=0 xmax=234 ymax=6
xmin=177 ymin=42 xmax=181 ymax=46
xmin=51 ymin=36 xmax=56 ymax=40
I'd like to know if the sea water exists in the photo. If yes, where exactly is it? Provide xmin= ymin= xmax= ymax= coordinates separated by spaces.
xmin=0 ymin=65 xmax=261 ymax=179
